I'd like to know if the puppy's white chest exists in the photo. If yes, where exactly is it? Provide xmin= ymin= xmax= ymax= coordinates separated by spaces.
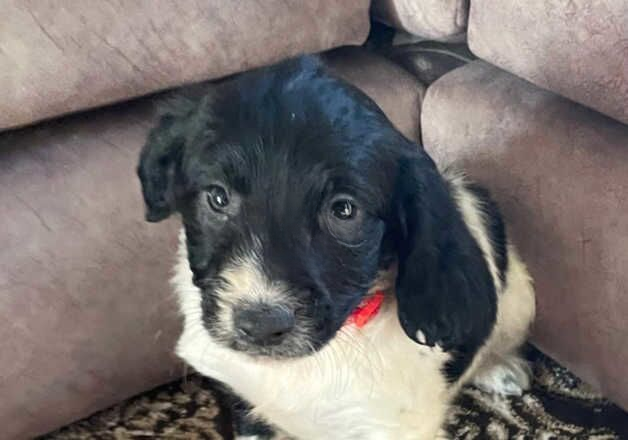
xmin=177 ymin=303 xmax=451 ymax=440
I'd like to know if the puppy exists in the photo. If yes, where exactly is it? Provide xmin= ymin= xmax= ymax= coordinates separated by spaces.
xmin=137 ymin=56 xmax=535 ymax=439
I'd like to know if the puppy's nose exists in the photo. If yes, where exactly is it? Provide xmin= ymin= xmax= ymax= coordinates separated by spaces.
xmin=234 ymin=305 xmax=295 ymax=346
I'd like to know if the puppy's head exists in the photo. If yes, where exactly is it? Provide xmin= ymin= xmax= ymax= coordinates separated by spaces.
xmin=138 ymin=56 xmax=495 ymax=359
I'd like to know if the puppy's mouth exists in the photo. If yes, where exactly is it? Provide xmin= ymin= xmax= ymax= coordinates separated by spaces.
xmin=228 ymin=333 xmax=322 ymax=360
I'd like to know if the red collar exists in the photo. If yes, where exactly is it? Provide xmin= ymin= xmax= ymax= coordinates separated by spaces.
xmin=345 ymin=291 xmax=385 ymax=328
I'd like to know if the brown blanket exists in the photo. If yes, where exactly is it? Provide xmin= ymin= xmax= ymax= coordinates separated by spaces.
xmin=43 ymin=348 xmax=628 ymax=439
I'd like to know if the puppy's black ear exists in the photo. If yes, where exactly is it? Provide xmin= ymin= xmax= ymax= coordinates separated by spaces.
xmin=393 ymin=153 xmax=497 ymax=353
xmin=137 ymin=110 xmax=187 ymax=222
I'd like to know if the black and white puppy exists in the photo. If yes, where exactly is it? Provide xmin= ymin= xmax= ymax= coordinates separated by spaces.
xmin=138 ymin=56 xmax=535 ymax=439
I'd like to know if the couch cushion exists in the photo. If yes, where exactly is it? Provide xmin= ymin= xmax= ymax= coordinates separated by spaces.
xmin=372 ymin=0 xmax=469 ymax=41
xmin=421 ymin=60 xmax=628 ymax=410
xmin=0 ymin=100 xmax=182 ymax=440
xmin=468 ymin=0 xmax=628 ymax=124
xmin=0 ymin=51 xmax=423 ymax=439
xmin=0 ymin=0 xmax=370 ymax=131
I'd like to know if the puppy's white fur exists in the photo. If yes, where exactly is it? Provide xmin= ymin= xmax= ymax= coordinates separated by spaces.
xmin=174 ymin=174 xmax=535 ymax=440
xmin=217 ymin=236 xmax=292 ymax=308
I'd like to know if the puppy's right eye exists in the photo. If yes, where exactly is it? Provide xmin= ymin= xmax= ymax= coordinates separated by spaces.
xmin=207 ymin=185 xmax=230 ymax=211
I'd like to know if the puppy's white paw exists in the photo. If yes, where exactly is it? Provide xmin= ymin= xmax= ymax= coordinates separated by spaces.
xmin=472 ymin=354 xmax=531 ymax=397
xmin=436 ymin=428 xmax=451 ymax=439
xmin=236 ymin=434 xmax=293 ymax=440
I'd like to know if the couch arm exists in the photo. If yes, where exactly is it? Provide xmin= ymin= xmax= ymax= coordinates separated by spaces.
xmin=0 ymin=0 xmax=370 ymax=130
xmin=422 ymin=61 xmax=628 ymax=410
xmin=468 ymin=0 xmax=628 ymax=124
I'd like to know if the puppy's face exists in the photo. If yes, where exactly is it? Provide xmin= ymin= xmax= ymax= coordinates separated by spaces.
xmin=139 ymin=57 xmax=497 ymax=362
xmin=177 ymin=107 xmax=391 ymax=359
xmin=139 ymin=58 xmax=407 ymax=358
xmin=180 ymin=141 xmax=388 ymax=358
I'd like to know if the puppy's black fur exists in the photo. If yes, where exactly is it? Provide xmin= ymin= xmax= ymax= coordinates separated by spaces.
xmin=138 ymin=56 xmax=499 ymax=379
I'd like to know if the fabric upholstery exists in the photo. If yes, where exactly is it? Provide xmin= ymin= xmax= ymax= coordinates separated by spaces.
xmin=468 ymin=0 xmax=628 ymax=124
xmin=0 ymin=0 xmax=370 ymax=130
xmin=371 ymin=0 xmax=469 ymax=41
xmin=422 ymin=61 xmax=628 ymax=411
xmin=0 ymin=51 xmax=423 ymax=439
xmin=0 ymin=100 xmax=182 ymax=439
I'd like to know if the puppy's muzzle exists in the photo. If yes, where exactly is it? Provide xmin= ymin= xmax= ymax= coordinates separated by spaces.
xmin=234 ymin=304 xmax=296 ymax=346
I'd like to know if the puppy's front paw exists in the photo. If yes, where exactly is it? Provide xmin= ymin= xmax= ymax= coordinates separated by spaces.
xmin=236 ymin=432 xmax=294 ymax=440
xmin=436 ymin=428 xmax=451 ymax=439
xmin=472 ymin=354 xmax=531 ymax=397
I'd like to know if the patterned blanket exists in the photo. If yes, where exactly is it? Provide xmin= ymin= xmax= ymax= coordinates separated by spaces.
xmin=44 ymin=348 xmax=627 ymax=440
